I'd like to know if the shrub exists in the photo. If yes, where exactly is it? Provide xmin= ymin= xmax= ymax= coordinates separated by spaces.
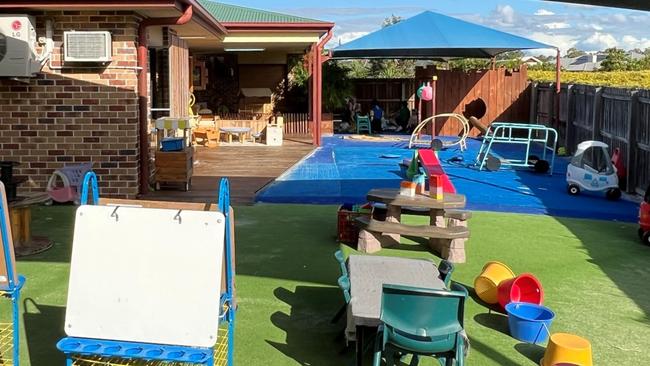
xmin=528 ymin=70 xmax=650 ymax=88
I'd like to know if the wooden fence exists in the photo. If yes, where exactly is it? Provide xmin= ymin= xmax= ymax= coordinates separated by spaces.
xmin=532 ymin=82 xmax=650 ymax=194
xmin=424 ymin=67 xmax=531 ymax=136
xmin=351 ymin=67 xmax=531 ymax=137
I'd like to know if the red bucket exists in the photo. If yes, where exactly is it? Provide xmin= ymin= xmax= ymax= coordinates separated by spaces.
xmin=498 ymin=273 xmax=544 ymax=309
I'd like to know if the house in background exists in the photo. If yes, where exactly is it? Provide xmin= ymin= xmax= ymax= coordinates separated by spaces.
xmin=521 ymin=56 xmax=543 ymax=67
xmin=0 ymin=1 xmax=333 ymax=198
xmin=560 ymin=53 xmax=607 ymax=71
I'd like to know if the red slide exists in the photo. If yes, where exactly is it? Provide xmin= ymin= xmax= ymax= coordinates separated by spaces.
xmin=417 ymin=149 xmax=456 ymax=193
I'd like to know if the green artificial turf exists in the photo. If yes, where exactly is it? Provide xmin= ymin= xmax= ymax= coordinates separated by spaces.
xmin=1 ymin=204 xmax=649 ymax=365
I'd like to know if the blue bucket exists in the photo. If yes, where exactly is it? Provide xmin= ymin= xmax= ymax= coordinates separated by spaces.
xmin=505 ymin=302 xmax=555 ymax=344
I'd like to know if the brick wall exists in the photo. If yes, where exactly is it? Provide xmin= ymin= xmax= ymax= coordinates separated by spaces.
xmin=0 ymin=10 xmax=141 ymax=198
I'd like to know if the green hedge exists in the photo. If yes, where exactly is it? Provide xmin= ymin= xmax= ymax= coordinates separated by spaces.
xmin=528 ymin=70 xmax=650 ymax=89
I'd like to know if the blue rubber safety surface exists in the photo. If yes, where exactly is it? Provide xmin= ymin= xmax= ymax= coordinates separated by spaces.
xmin=255 ymin=135 xmax=640 ymax=222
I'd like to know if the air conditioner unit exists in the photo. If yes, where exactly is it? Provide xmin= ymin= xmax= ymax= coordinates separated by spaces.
xmin=0 ymin=14 xmax=40 ymax=77
xmin=64 ymin=31 xmax=112 ymax=62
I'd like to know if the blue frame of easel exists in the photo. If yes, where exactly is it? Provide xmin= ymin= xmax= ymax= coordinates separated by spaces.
xmin=56 ymin=171 xmax=236 ymax=366
xmin=0 ymin=183 xmax=26 ymax=366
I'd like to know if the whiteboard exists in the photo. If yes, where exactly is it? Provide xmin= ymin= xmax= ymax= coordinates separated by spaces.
xmin=65 ymin=205 xmax=225 ymax=348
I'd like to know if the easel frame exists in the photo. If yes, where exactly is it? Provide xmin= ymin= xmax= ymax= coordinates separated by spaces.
xmin=0 ymin=181 xmax=26 ymax=366
xmin=57 ymin=172 xmax=236 ymax=366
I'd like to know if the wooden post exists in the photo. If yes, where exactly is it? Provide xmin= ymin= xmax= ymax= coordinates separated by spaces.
xmin=431 ymin=76 xmax=437 ymax=138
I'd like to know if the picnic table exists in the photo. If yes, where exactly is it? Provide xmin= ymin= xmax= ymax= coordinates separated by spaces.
xmin=357 ymin=188 xmax=470 ymax=262
xmin=346 ymin=255 xmax=445 ymax=365
xmin=219 ymin=127 xmax=251 ymax=144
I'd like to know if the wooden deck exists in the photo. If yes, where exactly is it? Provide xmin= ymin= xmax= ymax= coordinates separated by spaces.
xmin=142 ymin=137 xmax=314 ymax=205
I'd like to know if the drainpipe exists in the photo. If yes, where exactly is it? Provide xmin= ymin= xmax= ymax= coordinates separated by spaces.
xmin=315 ymin=29 xmax=333 ymax=146
xmin=137 ymin=5 xmax=193 ymax=195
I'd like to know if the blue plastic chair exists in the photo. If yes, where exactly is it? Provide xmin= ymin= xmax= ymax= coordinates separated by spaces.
xmin=356 ymin=115 xmax=371 ymax=134
xmin=373 ymin=284 xmax=467 ymax=366
xmin=438 ymin=260 xmax=454 ymax=287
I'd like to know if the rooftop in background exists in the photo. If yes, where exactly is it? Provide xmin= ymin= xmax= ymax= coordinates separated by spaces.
xmin=198 ymin=0 xmax=328 ymax=23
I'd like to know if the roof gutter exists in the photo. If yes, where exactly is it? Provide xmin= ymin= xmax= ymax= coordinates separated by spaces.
xmin=137 ymin=4 xmax=194 ymax=195
xmin=223 ymin=22 xmax=335 ymax=35
xmin=0 ymin=0 xmax=177 ymax=8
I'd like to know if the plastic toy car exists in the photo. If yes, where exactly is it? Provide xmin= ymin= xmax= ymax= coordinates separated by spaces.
xmin=566 ymin=141 xmax=621 ymax=200
xmin=639 ymin=185 xmax=650 ymax=245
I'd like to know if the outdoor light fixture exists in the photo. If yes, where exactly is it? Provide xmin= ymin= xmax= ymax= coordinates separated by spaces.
xmin=224 ymin=48 xmax=266 ymax=52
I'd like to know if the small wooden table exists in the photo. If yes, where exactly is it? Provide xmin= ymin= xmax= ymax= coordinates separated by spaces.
xmin=193 ymin=127 xmax=219 ymax=148
xmin=219 ymin=127 xmax=251 ymax=144
xmin=347 ymin=255 xmax=445 ymax=365
xmin=359 ymin=188 xmax=469 ymax=262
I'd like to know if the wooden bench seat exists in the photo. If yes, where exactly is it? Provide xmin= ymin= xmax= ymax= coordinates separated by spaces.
xmin=355 ymin=217 xmax=469 ymax=239
xmin=444 ymin=210 xmax=472 ymax=221
xmin=399 ymin=208 xmax=472 ymax=221
xmin=355 ymin=217 xmax=469 ymax=263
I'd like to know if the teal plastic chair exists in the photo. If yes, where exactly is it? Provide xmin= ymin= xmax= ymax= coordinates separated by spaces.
xmin=334 ymin=249 xmax=348 ymax=277
xmin=373 ymin=284 xmax=467 ymax=366
xmin=438 ymin=260 xmax=454 ymax=287
xmin=338 ymin=275 xmax=351 ymax=304
xmin=331 ymin=267 xmax=351 ymax=324
xmin=356 ymin=115 xmax=371 ymax=134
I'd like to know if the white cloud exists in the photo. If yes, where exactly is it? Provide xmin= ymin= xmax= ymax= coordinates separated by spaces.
xmin=543 ymin=22 xmax=570 ymax=30
xmin=534 ymin=9 xmax=555 ymax=16
xmin=529 ymin=32 xmax=579 ymax=56
xmin=621 ymin=35 xmax=650 ymax=50
xmin=581 ymin=32 xmax=618 ymax=51
xmin=335 ymin=31 xmax=369 ymax=45
xmin=493 ymin=5 xmax=516 ymax=27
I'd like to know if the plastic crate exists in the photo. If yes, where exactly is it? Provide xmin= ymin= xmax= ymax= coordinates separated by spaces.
xmin=337 ymin=204 xmax=371 ymax=245
xmin=160 ymin=137 xmax=185 ymax=152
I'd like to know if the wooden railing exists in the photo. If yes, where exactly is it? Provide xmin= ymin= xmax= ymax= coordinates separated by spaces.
xmin=215 ymin=112 xmax=311 ymax=137
xmin=283 ymin=113 xmax=311 ymax=136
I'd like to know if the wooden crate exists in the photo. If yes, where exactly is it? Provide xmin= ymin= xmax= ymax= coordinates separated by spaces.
xmin=154 ymin=147 xmax=193 ymax=191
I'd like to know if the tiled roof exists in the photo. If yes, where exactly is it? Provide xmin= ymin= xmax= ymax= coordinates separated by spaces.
xmin=198 ymin=1 xmax=326 ymax=23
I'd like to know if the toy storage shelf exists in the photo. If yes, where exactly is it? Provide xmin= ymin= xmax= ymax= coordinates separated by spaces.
xmin=154 ymin=148 xmax=193 ymax=191
xmin=153 ymin=117 xmax=194 ymax=192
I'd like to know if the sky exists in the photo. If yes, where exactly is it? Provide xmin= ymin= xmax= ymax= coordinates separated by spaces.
xmin=221 ymin=0 xmax=650 ymax=56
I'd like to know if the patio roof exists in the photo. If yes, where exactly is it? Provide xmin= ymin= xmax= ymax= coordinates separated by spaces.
xmin=546 ymin=0 xmax=650 ymax=11
xmin=197 ymin=1 xmax=327 ymax=24
xmin=332 ymin=11 xmax=554 ymax=59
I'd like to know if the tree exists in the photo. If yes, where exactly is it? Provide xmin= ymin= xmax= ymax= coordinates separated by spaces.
xmin=496 ymin=50 xmax=525 ymax=61
xmin=382 ymin=14 xmax=403 ymax=28
xmin=322 ymin=62 xmax=353 ymax=112
xmin=344 ymin=60 xmax=370 ymax=78
xmin=600 ymin=48 xmax=635 ymax=71
xmin=448 ymin=58 xmax=490 ymax=71
xmin=566 ymin=47 xmax=586 ymax=58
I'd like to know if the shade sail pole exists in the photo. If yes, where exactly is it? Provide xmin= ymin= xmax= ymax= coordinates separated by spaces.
xmin=555 ymin=48 xmax=561 ymax=93
xmin=431 ymin=76 xmax=437 ymax=138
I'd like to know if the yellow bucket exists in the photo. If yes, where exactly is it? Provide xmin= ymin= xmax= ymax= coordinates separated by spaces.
xmin=474 ymin=261 xmax=516 ymax=304
xmin=540 ymin=333 xmax=593 ymax=366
